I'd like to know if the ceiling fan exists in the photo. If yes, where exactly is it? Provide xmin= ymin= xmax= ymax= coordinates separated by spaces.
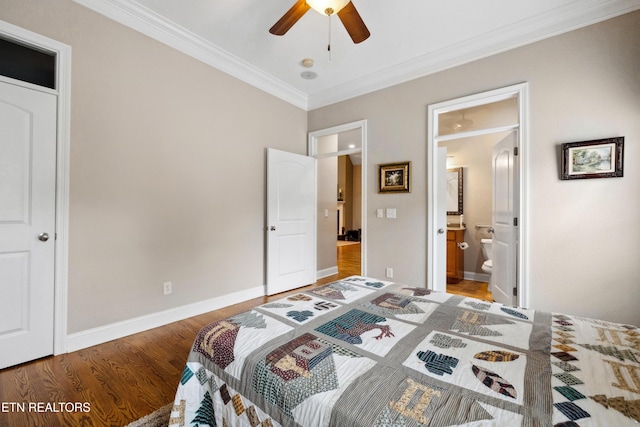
xmin=269 ymin=0 xmax=370 ymax=44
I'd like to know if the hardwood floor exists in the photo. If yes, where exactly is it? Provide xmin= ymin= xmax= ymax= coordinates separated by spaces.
xmin=447 ymin=279 xmax=493 ymax=302
xmin=0 ymin=244 xmax=362 ymax=427
xmin=0 ymin=243 xmax=493 ymax=427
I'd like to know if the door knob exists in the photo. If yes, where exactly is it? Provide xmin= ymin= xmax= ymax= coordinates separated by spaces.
xmin=270 ymin=226 xmax=276 ymax=231
xmin=38 ymin=232 xmax=49 ymax=242
xmin=437 ymin=228 xmax=445 ymax=234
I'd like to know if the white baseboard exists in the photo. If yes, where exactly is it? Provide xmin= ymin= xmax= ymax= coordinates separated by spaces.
xmin=464 ymin=271 xmax=491 ymax=283
xmin=64 ymin=285 xmax=264 ymax=353
xmin=317 ymin=266 xmax=338 ymax=280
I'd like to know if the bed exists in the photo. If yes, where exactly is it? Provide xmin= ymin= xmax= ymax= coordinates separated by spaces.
xmin=169 ymin=276 xmax=640 ymax=426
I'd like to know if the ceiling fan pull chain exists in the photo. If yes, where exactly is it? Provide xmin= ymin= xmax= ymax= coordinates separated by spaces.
xmin=327 ymin=15 xmax=332 ymax=61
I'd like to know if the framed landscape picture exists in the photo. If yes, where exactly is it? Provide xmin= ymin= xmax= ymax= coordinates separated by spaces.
xmin=379 ymin=161 xmax=411 ymax=193
xmin=561 ymin=137 xmax=624 ymax=180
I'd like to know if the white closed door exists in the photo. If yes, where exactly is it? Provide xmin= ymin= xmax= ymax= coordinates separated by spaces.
xmin=266 ymin=149 xmax=316 ymax=296
xmin=491 ymin=131 xmax=518 ymax=306
xmin=0 ymin=81 xmax=57 ymax=369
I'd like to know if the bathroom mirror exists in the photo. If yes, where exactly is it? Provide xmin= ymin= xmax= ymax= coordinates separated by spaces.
xmin=446 ymin=167 xmax=463 ymax=215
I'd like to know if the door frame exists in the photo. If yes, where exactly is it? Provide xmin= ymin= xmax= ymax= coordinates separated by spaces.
xmin=0 ymin=20 xmax=72 ymax=355
xmin=427 ymin=83 xmax=529 ymax=308
xmin=308 ymin=120 xmax=367 ymax=277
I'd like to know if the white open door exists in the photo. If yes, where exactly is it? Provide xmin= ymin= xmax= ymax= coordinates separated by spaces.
xmin=266 ymin=149 xmax=316 ymax=296
xmin=433 ymin=147 xmax=448 ymax=292
xmin=491 ymin=131 xmax=518 ymax=306
xmin=0 ymin=81 xmax=57 ymax=369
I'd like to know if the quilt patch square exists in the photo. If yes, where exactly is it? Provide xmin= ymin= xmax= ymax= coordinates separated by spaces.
xmin=259 ymin=293 xmax=340 ymax=324
xmin=449 ymin=308 xmax=533 ymax=349
xmin=404 ymin=331 xmax=526 ymax=405
xmin=339 ymin=276 xmax=394 ymax=290
xmin=193 ymin=310 xmax=293 ymax=380
xmin=307 ymin=281 xmax=377 ymax=303
xmin=252 ymin=333 xmax=375 ymax=425
xmin=315 ymin=309 xmax=415 ymax=356
xmin=360 ymin=292 xmax=440 ymax=323
xmin=457 ymin=299 xmax=535 ymax=323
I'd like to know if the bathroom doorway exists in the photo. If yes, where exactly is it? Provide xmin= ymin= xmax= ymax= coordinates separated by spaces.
xmin=427 ymin=84 xmax=529 ymax=308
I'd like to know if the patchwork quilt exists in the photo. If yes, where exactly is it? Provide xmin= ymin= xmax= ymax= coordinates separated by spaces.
xmin=169 ymin=276 xmax=640 ymax=426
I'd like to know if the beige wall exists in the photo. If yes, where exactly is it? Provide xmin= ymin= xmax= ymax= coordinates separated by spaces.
xmin=338 ymin=156 xmax=353 ymax=231
xmin=1 ymin=0 xmax=307 ymax=333
xmin=352 ymin=164 xmax=362 ymax=231
xmin=317 ymin=136 xmax=338 ymax=273
xmin=309 ymin=11 xmax=640 ymax=325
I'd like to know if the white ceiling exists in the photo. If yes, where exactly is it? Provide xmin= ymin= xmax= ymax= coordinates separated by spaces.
xmin=75 ymin=0 xmax=640 ymax=110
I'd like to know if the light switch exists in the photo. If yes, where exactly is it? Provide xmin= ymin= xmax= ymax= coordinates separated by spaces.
xmin=386 ymin=208 xmax=397 ymax=219
xmin=324 ymin=209 xmax=329 ymax=218
xmin=376 ymin=209 xmax=384 ymax=218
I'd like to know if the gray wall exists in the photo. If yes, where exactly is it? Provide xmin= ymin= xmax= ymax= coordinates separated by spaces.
xmin=1 ymin=0 xmax=308 ymax=333
xmin=308 ymin=11 xmax=640 ymax=326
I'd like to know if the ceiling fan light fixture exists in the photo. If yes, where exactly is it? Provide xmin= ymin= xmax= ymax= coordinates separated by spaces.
xmin=306 ymin=0 xmax=349 ymax=15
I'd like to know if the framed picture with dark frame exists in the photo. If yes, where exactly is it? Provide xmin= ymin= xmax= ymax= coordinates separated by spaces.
xmin=379 ymin=161 xmax=411 ymax=193
xmin=561 ymin=137 xmax=624 ymax=180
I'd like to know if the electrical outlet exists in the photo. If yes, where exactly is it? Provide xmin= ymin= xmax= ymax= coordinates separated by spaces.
xmin=385 ymin=267 xmax=393 ymax=279
xmin=163 ymin=281 xmax=172 ymax=295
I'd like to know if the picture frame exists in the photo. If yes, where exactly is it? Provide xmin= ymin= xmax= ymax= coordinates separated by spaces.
xmin=379 ymin=161 xmax=411 ymax=193
xmin=561 ymin=137 xmax=624 ymax=180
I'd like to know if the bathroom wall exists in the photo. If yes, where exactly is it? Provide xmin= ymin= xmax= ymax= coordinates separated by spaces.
xmin=443 ymin=132 xmax=509 ymax=277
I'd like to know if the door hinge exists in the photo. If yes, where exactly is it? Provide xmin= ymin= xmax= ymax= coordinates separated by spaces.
xmin=513 ymin=217 xmax=518 ymax=227
xmin=514 ymin=147 xmax=519 ymax=156
xmin=513 ymin=287 xmax=518 ymax=297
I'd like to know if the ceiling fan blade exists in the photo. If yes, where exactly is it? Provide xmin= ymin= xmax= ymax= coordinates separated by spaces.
xmin=269 ymin=0 xmax=311 ymax=36
xmin=337 ymin=1 xmax=370 ymax=44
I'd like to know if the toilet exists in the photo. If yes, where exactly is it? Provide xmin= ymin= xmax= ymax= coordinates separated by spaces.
xmin=480 ymin=239 xmax=492 ymax=274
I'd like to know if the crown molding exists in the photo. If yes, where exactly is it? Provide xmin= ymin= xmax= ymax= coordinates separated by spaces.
xmin=307 ymin=0 xmax=640 ymax=109
xmin=74 ymin=0 xmax=639 ymax=111
xmin=73 ymin=0 xmax=309 ymax=109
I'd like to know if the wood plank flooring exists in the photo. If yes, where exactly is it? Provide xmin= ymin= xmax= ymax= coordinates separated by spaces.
xmin=0 ymin=243 xmax=491 ymax=426
xmin=447 ymin=279 xmax=493 ymax=301
xmin=0 ymin=244 xmax=361 ymax=427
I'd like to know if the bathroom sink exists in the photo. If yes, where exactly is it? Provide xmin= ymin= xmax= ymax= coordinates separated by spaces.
xmin=447 ymin=224 xmax=466 ymax=230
